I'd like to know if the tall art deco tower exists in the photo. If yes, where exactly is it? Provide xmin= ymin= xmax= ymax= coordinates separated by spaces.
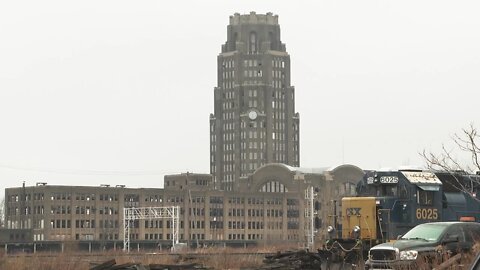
xmin=210 ymin=12 xmax=300 ymax=191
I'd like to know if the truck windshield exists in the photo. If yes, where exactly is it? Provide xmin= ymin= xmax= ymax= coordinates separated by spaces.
xmin=401 ymin=223 xmax=449 ymax=241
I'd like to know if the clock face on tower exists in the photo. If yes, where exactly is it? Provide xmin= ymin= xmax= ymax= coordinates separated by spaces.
xmin=248 ymin=110 xmax=258 ymax=120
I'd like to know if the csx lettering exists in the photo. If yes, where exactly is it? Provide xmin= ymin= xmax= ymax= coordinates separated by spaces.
xmin=416 ymin=208 xmax=438 ymax=220
xmin=346 ymin=208 xmax=361 ymax=216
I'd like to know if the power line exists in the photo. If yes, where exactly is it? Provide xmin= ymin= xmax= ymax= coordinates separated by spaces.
xmin=0 ymin=163 xmax=187 ymax=176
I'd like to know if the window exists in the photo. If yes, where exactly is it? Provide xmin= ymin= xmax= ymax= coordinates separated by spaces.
xmin=417 ymin=189 xmax=434 ymax=205
xmin=249 ymin=32 xmax=257 ymax=54
xmin=259 ymin=181 xmax=288 ymax=193
xmin=391 ymin=202 xmax=411 ymax=223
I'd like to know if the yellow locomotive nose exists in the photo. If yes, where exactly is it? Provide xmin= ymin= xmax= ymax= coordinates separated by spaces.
xmin=342 ymin=197 xmax=377 ymax=240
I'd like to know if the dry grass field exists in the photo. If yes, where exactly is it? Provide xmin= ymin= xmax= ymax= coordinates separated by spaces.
xmin=2 ymin=244 xmax=479 ymax=270
xmin=0 ymin=245 xmax=280 ymax=270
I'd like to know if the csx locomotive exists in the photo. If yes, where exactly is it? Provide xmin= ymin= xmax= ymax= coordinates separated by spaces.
xmin=321 ymin=169 xmax=480 ymax=264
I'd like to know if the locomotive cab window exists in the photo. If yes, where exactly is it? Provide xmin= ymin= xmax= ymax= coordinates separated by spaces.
xmin=391 ymin=202 xmax=411 ymax=223
xmin=399 ymin=184 xmax=408 ymax=199
xmin=417 ymin=189 xmax=434 ymax=206
xmin=376 ymin=185 xmax=398 ymax=197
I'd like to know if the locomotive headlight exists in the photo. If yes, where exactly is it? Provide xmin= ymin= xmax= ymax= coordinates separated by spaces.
xmin=327 ymin=226 xmax=336 ymax=239
xmin=400 ymin=250 xmax=418 ymax=260
xmin=352 ymin=225 xmax=361 ymax=239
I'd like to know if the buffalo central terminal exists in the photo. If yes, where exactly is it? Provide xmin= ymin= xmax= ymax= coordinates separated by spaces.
xmin=0 ymin=12 xmax=425 ymax=252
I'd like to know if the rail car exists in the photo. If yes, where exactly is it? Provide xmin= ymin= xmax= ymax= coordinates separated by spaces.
xmin=319 ymin=169 xmax=480 ymax=266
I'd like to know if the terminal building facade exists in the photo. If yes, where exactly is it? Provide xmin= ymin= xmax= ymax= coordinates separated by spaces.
xmin=3 ymin=164 xmax=363 ymax=251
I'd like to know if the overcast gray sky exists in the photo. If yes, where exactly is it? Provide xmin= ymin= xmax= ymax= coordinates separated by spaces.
xmin=1 ymin=0 xmax=479 ymax=196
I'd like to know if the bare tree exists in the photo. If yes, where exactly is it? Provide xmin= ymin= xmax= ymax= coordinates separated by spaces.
xmin=421 ymin=124 xmax=480 ymax=173
xmin=421 ymin=124 xmax=480 ymax=195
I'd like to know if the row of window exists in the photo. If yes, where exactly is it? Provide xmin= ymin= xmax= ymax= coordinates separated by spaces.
xmin=228 ymin=221 xmax=244 ymax=229
xmin=272 ymin=90 xmax=286 ymax=99
xmin=215 ymin=57 xmax=281 ymax=70
xmin=272 ymin=131 xmax=286 ymax=144
xmin=272 ymin=141 xmax=286 ymax=151
xmin=129 ymin=233 xmax=188 ymax=241
xmin=189 ymin=221 xmax=205 ymax=229
xmin=247 ymin=99 xmax=258 ymax=108
xmin=223 ymin=163 xmax=234 ymax=174
xmin=228 ymin=197 xmax=243 ymax=204
xmin=222 ymin=70 xmax=234 ymax=79
xmin=248 ymin=221 xmax=264 ymax=229
xmin=244 ymin=59 xmax=260 ymax=67
xmin=272 ymin=79 xmax=285 ymax=89
xmin=222 ymin=96 xmax=290 ymax=113
xmin=223 ymin=90 xmax=235 ymax=99
xmin=189 ymin=207 xmax=205 ymax=216
xmin=100 ymin=233 xmax=118 ymax=240
xmin=99 ymin=220 xmax=119 ymax=228
xmin=240 ymin=142 xmax=264 ymax=151
xmin=241 ymin=120 xmax=264 ymax=129
xmin=49 ymin=219 xmax=98 ymax=229
xmin=240 ymin=162 xmax=260 ymax=173
xmin=222 ymin=81 xmax=234 ymax=89
xmin=266 ymin=209 xmax=284 ymax=217
xmin=244 ymin=69 xmax=262 ymax=78
xmin=190 ymin=196 xmax=205 ymax=203
xmin=7 ymin=192 xmax=119 ymax=202
xmin=222 ymin=56 xmax=284 ymax=71
xmin=54 ymin=206 xmax=118 ymax=215
xmin=272 ymin=70 xmax=285 ymax=79
xmin=221 ymin=88 xmax=289 ymax=101
xmin=272 ymin=58 xmax=286 ymax=68
xmin=260 ymin=181 xmax=288 ymax=193
xmin=222 ymin=174 xmax=234 ymax=183
xmin=7 ymin=196 xmax=305 ymax=218
xmin=144 ymin=195 xmax=163 ymax=202
xmin=128 ymin=220 xmax=176 ymax=229
xmin=145 ymin=233 xmax=164 ymax=240
xmin=223 ymin=59 xmax=235 ymax=68
xmin=51 ymin=193 xmax=72 ymax=201
xmin=7 ymin=219 xmax=40 ymax=229
xmin=8 ymin=198 xmax=301 ymax=217
xmin=223 ymin=130 xmax=235 ymax=141
xmin=241 ymin=130 xmax=264 ymax=140
xmin=273 ymin=153 xmax=287 ymax=163
xmin=222 ymin=101 xmax=235 ymax=110
xmin=242 ymin=80 xmax=264 ymax=85
xmin=222 ymin=111 xmax=235 ymax=120
xmin=210 ymin=208 xmax=223 ymax=217
xmin=16 ymin=193 xmax=192 ymax=204
xmin=228 ymin=208 xmax=244 ymax=217
xmin=266 ymin=221 xmax=284 ymax=230
xmin=272 ymin=100 xmax=286 ymax=110
xmin=9 ymin=233 xmax=27 ymax=241
xmin=287 ymin=222 xmax=300 ymax=230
